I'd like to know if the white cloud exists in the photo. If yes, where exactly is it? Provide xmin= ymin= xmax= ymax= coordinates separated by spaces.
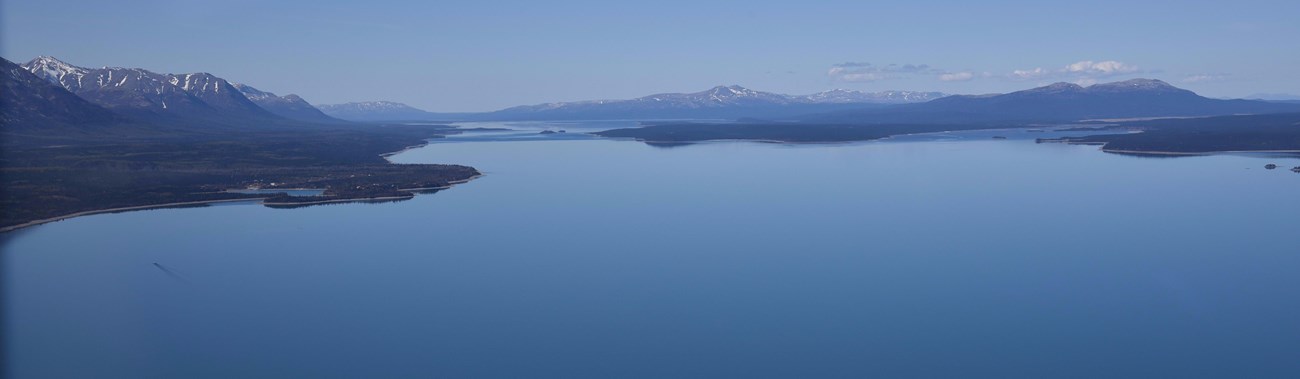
xmin=1010 ymin=67 xmax=1050 ymax=80
xmin=1064 ymin=60 xmax=1140 ymax=75
xmin=1008 ymin=60 xmax=1145 ymax=82
xmin=828 ymin=66 xmax=887 ymax=82
xmin=939 ymin=71 xmax=974 ymax=82
xmin=836 ymin=72 xmax=887 ymax=82
xmin=1074 ymin=78 xmax=1098 ymax=86
xmin=1182 ymin=74 xmax=1228 ymax=83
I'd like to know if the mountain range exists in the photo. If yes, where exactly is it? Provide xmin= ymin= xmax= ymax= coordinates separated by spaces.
xmin=21 ymin=56 xmax=276 ymax=126
xmin=317 ymin=86 xmax=946 ymax=122
xmin=317 ymin=81 xmax=1297 ymax=124
xmin=232 ymin=83 xmax=343 ymax=123
xmin=1 ymin=58 xmax=125 ymax=135
xmin=316 ymin=101 xmax=451 ymax=122
xmin=804 ymin=79 xmax=1300 ymax=124
xmin=7 ymin=56 xmax=1300 ymax=142
xmin=483 ymin=86 xmax=945 ymax=121
xmin=17 ymin=56 xmax=345 ymax=128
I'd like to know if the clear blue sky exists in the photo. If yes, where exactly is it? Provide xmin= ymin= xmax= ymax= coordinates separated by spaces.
xmin=5 ymin=0 xmax=1298 ymax=111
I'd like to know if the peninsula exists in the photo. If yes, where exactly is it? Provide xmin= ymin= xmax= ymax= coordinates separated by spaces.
xmin=0 ymin=126 xmax=478 ymax=232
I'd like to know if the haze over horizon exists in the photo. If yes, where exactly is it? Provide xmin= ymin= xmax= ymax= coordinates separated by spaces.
xmin=5 ymin=0 xmax=1298 ymax=112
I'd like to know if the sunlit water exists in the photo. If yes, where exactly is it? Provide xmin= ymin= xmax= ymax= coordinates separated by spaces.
xmin=4 ymin=123 xmax=1300 ymax=378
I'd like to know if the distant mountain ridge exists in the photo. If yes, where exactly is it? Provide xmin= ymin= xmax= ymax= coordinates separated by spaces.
xmin=804 ymin=79 xmax=1300 ymax=124
xmin=480 ymin=85 xmax=942 ymax=121
xmin=318 ymin=85 xmax=945 ymax=122
xmin=11 ymin=55 xmax=1300 ymax=135
xmin=1246 ymin=93 xmax=1300 ymax=101
xmin=503 ymin=86 xmax=943 ymax=110
xmin=232 ymin=83 xmax=344 ymax=123
xmin=316 ymin=101 xmax=448 ymax=122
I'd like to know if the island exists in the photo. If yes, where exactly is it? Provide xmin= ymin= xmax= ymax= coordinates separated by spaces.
xmin=593 ymin=122 xmax=1006 ymax=143
xmin=594 ymin=113 xmax=1300 ymax=158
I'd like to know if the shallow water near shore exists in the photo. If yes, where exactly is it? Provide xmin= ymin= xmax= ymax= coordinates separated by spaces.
xmin=5 ymin=125 xmax=1300 ymax=378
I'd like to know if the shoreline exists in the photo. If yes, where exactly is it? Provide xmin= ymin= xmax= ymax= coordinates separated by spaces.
xmin=1036 ymin=137 xmax=1300 ymax=157
xmin=379 ymin=141 xmax=432 ymax=160
xmin=601 ymin=135 xmax=881 ymax=145
xmin=263 ymin=195 xmax=414 ymax=207
xmin=1100 ymin=147 xmax=1300 ymax=156
xmin=1 ymin=175 xmax=485 ymax=234
xmin=0 ymin=197 xmax=268 ymax=234
xmin=227 ymin=187 xmax=325 ymax=191
xmin=0 ymin=174 xmax=486 ymax=234
xmin=398 ymin=174 xmax=484 ymax=191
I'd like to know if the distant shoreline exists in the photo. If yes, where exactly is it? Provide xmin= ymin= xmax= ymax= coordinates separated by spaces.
xmin=1037 ymin=136 xmax=1300 ymax=157
xmin=379 ymin=141 xmax=432 ymax=159
xmin=600 ymin=136 xmax=868 ymax=145
xmin=398 ymin=174 xmax=484 ymax=191
xmin=1100 ymin=147 xmax=1300 ymax=156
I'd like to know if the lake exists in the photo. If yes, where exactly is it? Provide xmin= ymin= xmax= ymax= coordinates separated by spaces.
xmin=4 ymin=121 xmax=1300 ymax=378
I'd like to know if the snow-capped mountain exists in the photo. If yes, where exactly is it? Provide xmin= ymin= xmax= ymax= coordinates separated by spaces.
xmin=2 ymin=57 xmax=122 ymax=132
xmin=633 ymin=85 xmax=799 ymax=108
xmin=316 ymin=101 xmax=441 ymax=122
xmin=24 ymin=55 xmax=91 ymax=91
xmin=169 ymin=72 xmax=274 ymax=116
xmin=23 ymin=56 xmax=210 ymax=115
xmin=21 ymin=56 xmax=278 ymax=125
xmin=232 ymin=83 xmax=342 ymax=123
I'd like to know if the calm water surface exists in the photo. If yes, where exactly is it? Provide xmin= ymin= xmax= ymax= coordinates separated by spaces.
xmin=4 ymin=123 xmax=1300 ymax=378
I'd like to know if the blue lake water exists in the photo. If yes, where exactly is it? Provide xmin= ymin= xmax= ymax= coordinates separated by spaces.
xmin=4 ymin=124 xmax=1300 ymax=378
